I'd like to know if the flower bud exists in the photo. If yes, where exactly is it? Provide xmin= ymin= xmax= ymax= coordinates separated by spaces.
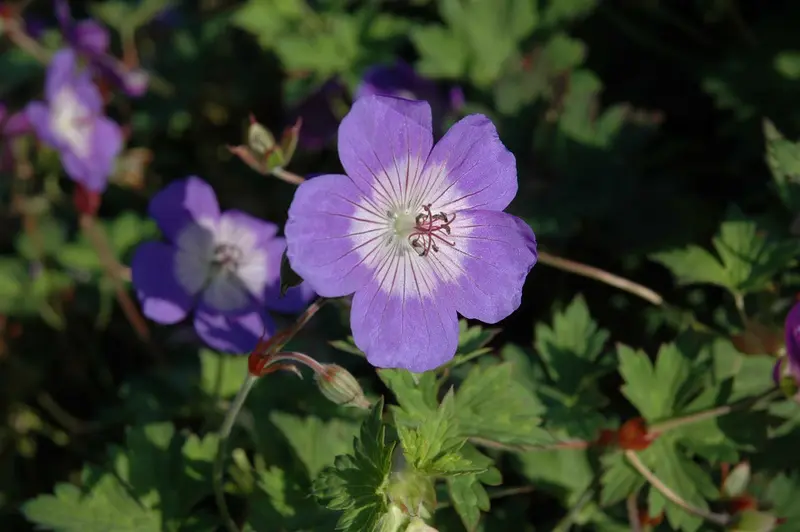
xmin=247 ymin=115 xmax=275 ymax=156
xmin=315 ymin=364 xmax=370 ymax=409
xmin=73 ymin=183 xmax=101 ymax=216
xmin=406 ymin=518 xmax=438 ymax=532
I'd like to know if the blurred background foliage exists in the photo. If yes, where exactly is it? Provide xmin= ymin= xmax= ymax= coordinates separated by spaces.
xmin=2 ymin=0 xmax=800 ymax=530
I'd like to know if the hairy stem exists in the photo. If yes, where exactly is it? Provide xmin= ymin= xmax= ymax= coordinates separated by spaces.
xmin=270 ymin=167 xmax=306 ymax=186
xmin=79 ymin=214 xmax=154 ymax=347
xmin=213 ymin=374 xmax=256 ymax=532
xmin=626 ymin=492 xmax=644 ymax=532
xmin=537 ymin=251 xmax=664 ymax=306
xmin=212 ymin=299 xmax=325 ymax=531
xmin=647 ymin=387 xmax=780 ymax=437
xmin=625 ymin=450 xmax=730 ymax=526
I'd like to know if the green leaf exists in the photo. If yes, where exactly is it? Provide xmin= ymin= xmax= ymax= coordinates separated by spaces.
xmin=650 ymin=245 xmax=728 ymax=287
xmin=379 ymin=369 xmax=439 ymax=425
xmin=417 ymin=0 xmax=538 ymax=86
xmin=540 ymin=0 xmax=599 ymax=27
xmin=535 ymin=294 xmax=611 ymax=396
xmin=21 ymin=475 xmax=161 ymax=532
xmin=645 ymin=438 xmax=719 ymax=532
xmin=108 ymin=212 xmax=158 ymax=258
xmin=411 ymin=25 xmax=468 ymax=78
xmin=398 ymin=390 xmax=483 ymax=477
xmin=447 ymin=474 xmax=490 ymax=532
xmin=455 ymin=320 xmax=500 ymax=361
xmin=199 ymin=349 xmax=249 ymax=399
xmin=15 ymin=214 xmax=66 ymax=260
xmin=600 ymin=451 xmax=645 ymax=505
xmin=314 ymin=398 xmax=395 ymax=531
xmin=22 ymin=423 xmax=219 ymax=531
xmin=651 ymin=212 xmax=799 ymax=294
xmin=731 ymin=510 xmax=779 ymax=532
xmin=517 ymin=447 xmax=593 ymax=504
xmin=618 ymin=343 xmax=692 ymax=421
xmin=722 ymin=462 xmax=751 ymax=498
xmin=270 ymin=412 xmax=359 ymax=479
xmin=454 ymin=363 xmax=552 ymax=445
xmin=765 ymin=119 xmax=800 ymax=211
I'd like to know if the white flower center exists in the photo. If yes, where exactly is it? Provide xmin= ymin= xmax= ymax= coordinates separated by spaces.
xmin=50 ymin=87 xmax=92 ymax=158
xmin=173 ymin=216 xmax=270 ymax=312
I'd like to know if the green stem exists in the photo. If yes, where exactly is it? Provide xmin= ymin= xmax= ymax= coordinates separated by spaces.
xmin=213 ymin=373 xmax=257 ymax=532
xmin=625 ymin=450 xmax=730 ymax=526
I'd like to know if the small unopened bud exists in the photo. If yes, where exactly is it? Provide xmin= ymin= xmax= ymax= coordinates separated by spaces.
xmin=315 ymin=364 xmax=370 ymax=409
xmin=406 ymin=518 xmax=438 ymax=532
xmin=247 ymin=115 xmax=275 ymax=155
xmin=73 ymin=184 xmax=101 ymax=216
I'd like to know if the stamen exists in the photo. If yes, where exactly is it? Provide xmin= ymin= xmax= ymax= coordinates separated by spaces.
xmin=213 ymin=243 xmax=243 ymax=271
xmin=407 ymin=204 xmax=456 ymax=257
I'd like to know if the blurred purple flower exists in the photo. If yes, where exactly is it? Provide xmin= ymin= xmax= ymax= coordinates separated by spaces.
xmin=291 ymin=79 xmax=347 ymax=151
xmin=54 ymin=0 xmax=148 ymax=97
xmin=356 ymin=61 xmax=464 ymax=129
xmin=132 ymin=176 xmax=315 ymax=353
xmin=285 ymin=95 xmax=537 ymax=372
xmin=25 ymin=49 xmax=122 ymax=192
xmin=0 ymin=103 xmax=32 ymax=172
xmin=775 ymin=301 xmax=800 ymax=388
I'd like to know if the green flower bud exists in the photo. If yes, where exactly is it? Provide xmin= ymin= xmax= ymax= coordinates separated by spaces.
xmin=315 ymin=364 xmax=370 ymax=409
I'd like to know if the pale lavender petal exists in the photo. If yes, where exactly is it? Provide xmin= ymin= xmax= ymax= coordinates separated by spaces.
xmin=439 ymin=210 xmax=537 ymax=324
xmin=219 ymin=209 xmax=279 ymax=248
xmin=285 ymin=174 xmax=380 ymax=298
xmin=262 ymin=237 xmax=316 ymax=313
xmin=194 ymin=309 xmax=275 ymax=354
xmin=72 ymin=20 xmax=110 ymax=55
xmin=422 ymin=114 xmax=517 ymax=212
xmin=25 ymin=101 xmax=59 ymax=146
xmin=131 ymin=242 xmax=194 ymax=324
xmin=785 ymin=302 xmax=800 ymax=381
xmin=337 ymin=95 xmax=433 ymax=205
xmin=64 ymin=115 xmax=121 ymax=192
xmin=350 ymin=272 xmax=459 ymax=372
xmin=149 ymin=176 xmax=220 ymax=242
xmin=44 ymin=49 xmax=85 ymax=103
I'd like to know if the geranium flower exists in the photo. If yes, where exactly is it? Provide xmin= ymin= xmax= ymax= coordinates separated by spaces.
xmin=25 ymin=49 xmax=122 ymax=192
xmin=55 ymin=0 xmax=148 ymax=97
xmin=131 ymin=176 xmax=315 ymax=353
xmin=0 ymin=103 xmax=32 ymax=172
xmin=774 ymin=301 xmax=800 ymax=392
xmin=356 ymin=61 xmax=463 ymax=129
xmin=291 ymin=79 xmax=348 ymax=151
xmin=285 ymin=95 xmax=537 ymax=372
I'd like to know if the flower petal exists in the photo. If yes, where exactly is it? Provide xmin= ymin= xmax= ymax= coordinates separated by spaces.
xmin=25 ymin=101 xmax=59 ymax=147
xmin=422 ymin=114 xmax=517 ymax=213
xmin=61 ymin=115 xmax=121 ymax=192
xmin=200 ymin=273 xmax=255 ymax=315
xmin=72 ymin=20 xmax=110 ymax=55
xmin=194 ymin=309 xmax=275 ymax=354
xmin=785 ymin=302 xmax=800 ymax=381
xmin=350 ymin=268 xmax=459 ymax=372
xmin=338 ymin=94 xmax=433 ymax=210
xmin=149 ymin=176 xmax=220 ymax=242
xmin=262 ymin=237 xmax=316 ymax=313
xmin=435 ymin=210 xmax=537 ymax=324
xmin=131 ymin=242 xmax=194 ymax=324
xmin=286 ymin=174 xmax=384 ymax=298
xmin=45 ymin=49 xmax=82 ymax=102
xmin=219 ymin=210 xmax=279 ymax=248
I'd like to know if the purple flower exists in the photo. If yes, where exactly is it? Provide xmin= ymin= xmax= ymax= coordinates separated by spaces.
xmin=0 ymin=103 xmax=32 ymax=137
xmin=0 ymin=103 xmax=32 ymax=172
xmin=25 ymin=49 xmax=122 ymax=192
xmin=285 ymin=95 xmax=537 ymax=372
xmin=291 ymin=79 xmax=348 ymax=151
xmin=356 ymin=61 xmax=464 ymax=129
xmin=131 ymin=176 xmax=315 ymax=353
xmin=775 ymin=301 xmax=800 ymax=387
xmin=55 ymin=0 xmax=148 ymax=97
